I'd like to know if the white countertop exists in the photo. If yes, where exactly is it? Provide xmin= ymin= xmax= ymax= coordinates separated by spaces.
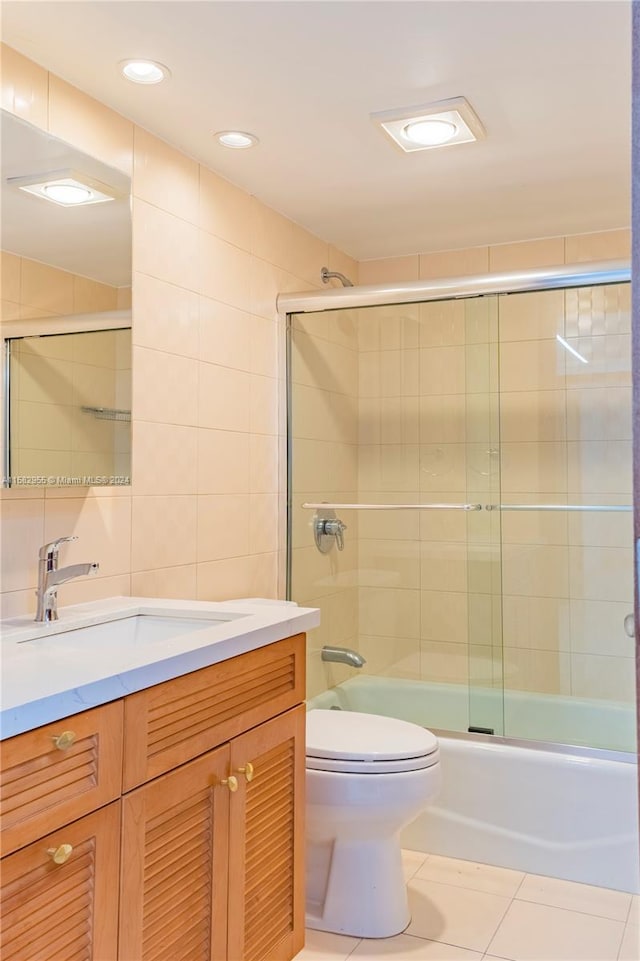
xmin=0 ymin=596 xmax=320 ymax=739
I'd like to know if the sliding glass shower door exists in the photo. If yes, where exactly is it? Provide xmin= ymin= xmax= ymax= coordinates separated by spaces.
xmin=287 ymin=278 xmax=635 ymax=754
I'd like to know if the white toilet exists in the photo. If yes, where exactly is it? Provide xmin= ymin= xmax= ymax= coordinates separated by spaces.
xmin=305 ymin=709 xmax=442 ymax=939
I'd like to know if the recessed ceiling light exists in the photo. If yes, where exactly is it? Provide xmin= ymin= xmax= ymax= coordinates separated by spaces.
xmin=9 ymin=170 xmax=119 ymax=206
xmin=215 ymin=130 xmax=259 ymax=149
xmin=120 ymin=59 xmax=169 ymax=84
xmin=372 ymin=97 xmax=485 ymax=153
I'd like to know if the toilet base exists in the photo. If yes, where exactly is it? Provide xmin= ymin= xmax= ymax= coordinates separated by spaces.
xmin=306 ymin=835 xmax=410 ymax=938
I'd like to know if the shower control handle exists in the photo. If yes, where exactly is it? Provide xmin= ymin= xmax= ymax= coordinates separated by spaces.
xmin=313 ymin=508 xmax=347 ymax=553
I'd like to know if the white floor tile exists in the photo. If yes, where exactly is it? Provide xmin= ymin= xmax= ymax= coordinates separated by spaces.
xmin=487 ymin=899 xmax=625 ymax=961
xmin=415 ymin=855 xmax=525 ymax=899
xmin=351 ymin=934 xmax=483 ymax=961
xmin=296 ymin=930 xmax=362 ymax=961
xmin=406 ymin=878 xmax=511 ymax=953
xmin=403 ymin=848 xmax=429 ymax=881
xmin=617 ymin=924 xmax=639 ymax=961
xmin=516 ymin=873 xmax=632 ymax=922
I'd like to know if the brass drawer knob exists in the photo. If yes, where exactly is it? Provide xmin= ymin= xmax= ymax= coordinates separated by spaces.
xmin=52 ymin=731 xmax=76 ymax=751
xmin=221 ymin=775 xmax=239 ymax=793
xmin=237 ymin=762 xmax=254 ymax=782
xmin=47 ymin=844 xmax=73 ymax=864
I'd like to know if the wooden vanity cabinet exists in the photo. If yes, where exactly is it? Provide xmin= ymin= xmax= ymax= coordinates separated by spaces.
xmin=0 ymin=633 xmax=307 ymax=961
xmin=119 ymin=706 xmax=305 ymax=961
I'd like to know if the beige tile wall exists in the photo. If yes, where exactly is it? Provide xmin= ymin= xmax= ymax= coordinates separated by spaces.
xmin=0 ymin=44 xmax=358 ymax=667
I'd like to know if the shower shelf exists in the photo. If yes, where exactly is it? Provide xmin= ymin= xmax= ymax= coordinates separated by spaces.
xmin=81 ymin=406 xmax=131 ymax=422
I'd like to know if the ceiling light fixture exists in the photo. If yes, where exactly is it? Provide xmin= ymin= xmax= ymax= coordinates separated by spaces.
xmin=9 ymin=170 xmax=119 ymax=206
xmin=120 ymin=59 xmax=170 ymax=84
xmin=215 ymin=130 xmax=259 ymax=149
xmin=372 ymin=97 xmax=485 ymax=153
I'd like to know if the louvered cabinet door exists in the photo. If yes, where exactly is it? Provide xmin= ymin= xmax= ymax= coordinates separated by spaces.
xmin=0 ymin=801 xmax=120 ymax=961
xmin=123 ymin=635 xmax=305 ymax=791
xmin=0 ymin=701 xmax=124 ymax=856
xmin=227 ymin=706 xmax=305 ymax=961
xmin=119 ymin=745 xmax=230 ymax=961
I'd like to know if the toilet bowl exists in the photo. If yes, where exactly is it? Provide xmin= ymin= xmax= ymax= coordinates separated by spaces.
xmin=305 ymin=709 xmax=442 ymax=939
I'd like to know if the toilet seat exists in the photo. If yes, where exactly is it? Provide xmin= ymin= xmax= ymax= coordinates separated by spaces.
xmin=306 ymin=709 xmax=439 ymax=774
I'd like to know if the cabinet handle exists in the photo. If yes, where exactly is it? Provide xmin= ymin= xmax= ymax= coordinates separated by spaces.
xmin=237 ymin=762 xmax=254 ymax=782
xmin=47 ymin=844 xmax=73 ymax=864
xmin=221 ymin=775 xmax=239 ymax=793
xmin=52 ymin=731 xmax=76 ymax=751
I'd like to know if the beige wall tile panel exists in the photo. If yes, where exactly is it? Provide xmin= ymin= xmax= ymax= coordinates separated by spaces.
xmin=501 ymin=544 xmax=569 ymax=598
xmin=249 ymin=434 xmax=279 ymax=493
xmin=250 ymin=198 xmax=296 ymax=267
xmin=1 ymin=251 xmax=21 ymax=303
xmin=117 ymin=287 xmax=132 ymax=309
xmin=0 ymin=43 xmax=48 ymax=128
xmin=418 ymin=299 xmax=466 ymax=347
xmin=419 ymin=444 xmax=467 ymax=493
xmin=20 ymin=259 xmax=74 ymax=315
xmin=133 ymin=127 xmax=199 ymax=223
xmin=498 ymin=289 xmax=565 ymax=342
xmin=569 ymin=599 xmax=634 ymax=658
xmin=419 ymin=246 xmax=489 ymax=280
xmin=420 ymin=590 xmax=469 ymax=644
xmin=570 ymin=653 xmax=636 ymax=702
xmin=565 ymin=229 xmax=631 ymax=263
xmin=196 ymin=552 xmax=278 ymax=601
xmin=568 ymin=545 xmax=633 ymax=603
xmin=499 ymin=339 xmax=565 ymax=392
xmin=502 ymin=595 xmax=571 ymax=652
xmin=564 ymin=334 xmax=631 ymax=389
xmin=197 ymin=493 xmax=250 ymax=562
xmin=48 ymin=74 xmax=133 ymax=174
xmin=199 ymin=229 xmax=252 ymax=310
xmin=199 ymin=166 xmax=252 ymax=249
xmin=358 ymin=256 xmax=419 ymax=285
xmin=133 ymin=347 xmax=198 ymax=427
xmin=197 ymin=428 xmax=250 ymax=494
xmin=358 ymin=443 xmax=419 ymax=492
xmin=197 ymin=361 xmax=251 ymax=432
xmin=419 ymin=346 xmax=465 ymax=395
xmin=358 ymin=538 xmax=420 ymax=590
xmin=500 ymin=390 xmax=566 ymax=443
xmin=500 ymin=500 xmax=568 ymax=546
xmin=566 ymin=387 xmax=632 ymax=442
xmin=131 ymin=494 xmax=197 ymax=570
xmin=567 ymin=504 xmax=632 ymax=549
xmin=359 ymin=586 xmax=420 ymax=638
xmin=419 ymin=394 xmax=466 ymax=444
xmin=133 ymin=199 xmax=199 ymax=291
xmin=52 ymin=571 xmax=131 ymax=608
xmin=296 ymin=438 xmax=357 ymax=491
xmin=380 ymin=396 xmax=419 ymax=445
xmin=249 ymin=373 xmax=279 ymax=435
xmin=500 ymin=442 xmax=568 ymax=494
xmin=420 ymin=640 xmax=471 ymax=684
xmin=72 ymin=276 xmax=119 ymax=314
xmin=43 ymin=495 xmax=131 ymax=577
xmin=565 ymin=284 xmax=631 ymax=338
xmin=248 ymin=492 xmax=279 ymax=555
xmin=567 ymin=440 xmax=632 ymax=495
xmin=132 ymin=422 xmax=198 ymax=495
xmin=199 ymin=296 xmax=251 ymax=369
xmin=489 ymin=237 xmax=565 ymax=273
xmin=420 ymin=541 xmax=468 ymax=593
xmin=131 ymin=564 xmax=198 ymax=599
xmin=133 ymin=272 xmax=199 ymax=358
xmin=0 ymin=497 xmax=45 ymax=592
xmin=359 ymin=635 xmax=420 ymax=679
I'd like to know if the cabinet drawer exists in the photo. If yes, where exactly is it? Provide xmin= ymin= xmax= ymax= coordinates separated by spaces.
xmin=0 ymin=801 xmax=120 ymax=961
xmin=0 ymin=701 xmax=123 ymax=857
xmin=123 ymin=634 xmax=305 ymax=790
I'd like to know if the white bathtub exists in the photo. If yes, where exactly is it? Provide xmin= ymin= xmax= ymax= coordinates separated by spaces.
xmin=309 ymin=676 xmax=639 ymax=893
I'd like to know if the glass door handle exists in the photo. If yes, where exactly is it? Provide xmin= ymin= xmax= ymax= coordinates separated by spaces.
xmin=623 ymin=614 xmax=635 ymax=638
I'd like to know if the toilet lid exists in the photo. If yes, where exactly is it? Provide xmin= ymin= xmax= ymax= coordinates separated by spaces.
xmin=306 ymin=710 xmax=438 ymax=764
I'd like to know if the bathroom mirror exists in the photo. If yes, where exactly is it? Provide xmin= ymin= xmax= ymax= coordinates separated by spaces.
xmin=1 ymin=109 xmax=132 ymax=487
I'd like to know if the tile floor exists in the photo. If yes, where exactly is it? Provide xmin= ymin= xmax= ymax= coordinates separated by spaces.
xmin=295 ymin=850 xmax=640 ymax=961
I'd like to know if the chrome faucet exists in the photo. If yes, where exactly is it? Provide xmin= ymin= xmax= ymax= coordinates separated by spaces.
xmin=35 ymin=536 xmax=99 ymax=622
xmin=321 ymin=646 xmax=366 ymax=668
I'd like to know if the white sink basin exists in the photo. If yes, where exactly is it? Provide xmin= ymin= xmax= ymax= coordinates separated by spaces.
xmin=17 ymin=613 xmax=238 ymax=650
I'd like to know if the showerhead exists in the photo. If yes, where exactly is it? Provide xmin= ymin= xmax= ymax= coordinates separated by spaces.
xmin=321 ymin=266 xmax=354 ymax=287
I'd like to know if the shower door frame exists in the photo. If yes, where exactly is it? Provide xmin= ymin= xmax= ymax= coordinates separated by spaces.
xmin=283 ymin=258 xmax=634 ymax=757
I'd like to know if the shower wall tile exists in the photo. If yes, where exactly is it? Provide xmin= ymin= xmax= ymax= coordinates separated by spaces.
xmin=500 ymin=500 xmax=568 ymax=547
xmin=567 ymin=440 xmax=632 ymax=495
xmin=565 ymin=387 xmax=632 ymax=441
xmin=498 ymin=290 xmax=565 ymax=341
xmin=359 ymin=539 xmax=420 ymax=590
xmin=199 ymin=165 xmax=253 ymax=250
xmin=569 ymin=599 xmax=634 ymax=659
xmin=501 ymin=544 xmax=569 ymax=598
xmin=359 ymin=587 xmax=420 ymax=638
xmin=489 ymin=237 xmax=565 ymax=273
xmin=565 ymin=229 xmax=631 ymax=263
xmin=359 ymin=635 xmax=421 ymax=679
xmin=502 ymin=647 xmax=571 ymax=695
xmin=420 ymin=541 xmax=468 ymax=593
xmin=419 ymin=246 xmax=489 ymax=280
xmin=420 ymin=640 xmax=471 ymax=685
xmin=418 ymin=300 xmax=466 ymax=346
xmin=358 ymin=255 xmax=420 ymax=285
xmin=570 ymin=653 xmax=636 ymax=702
xmin=502 ymin=595 xmax=571 ymax=652
xmin=500 ymin=442 xmax=568 ymax=494
xmin=498 ymin=339 xmax=566 ymax=392
xmin=568 ymin=546 xmax=633 ymax=603
xmin=419 ymin=346 xmax=466 ymax=394
xmin=566 ymin=503 xmax=632 ymax=549
xmin=420 ymin=590 xmax=469 ymax=644
xmin=133 ymin=273 xmax=199 ymax=358
xmin=500 ymin=391 xmax=567 ymax=443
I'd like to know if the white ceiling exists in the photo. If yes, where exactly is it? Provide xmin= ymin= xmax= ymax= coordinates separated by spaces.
xmin=1 ymin=112 xmax=132 ymax=286
xmin=2 ymin=1 xmax=631 ymax=261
